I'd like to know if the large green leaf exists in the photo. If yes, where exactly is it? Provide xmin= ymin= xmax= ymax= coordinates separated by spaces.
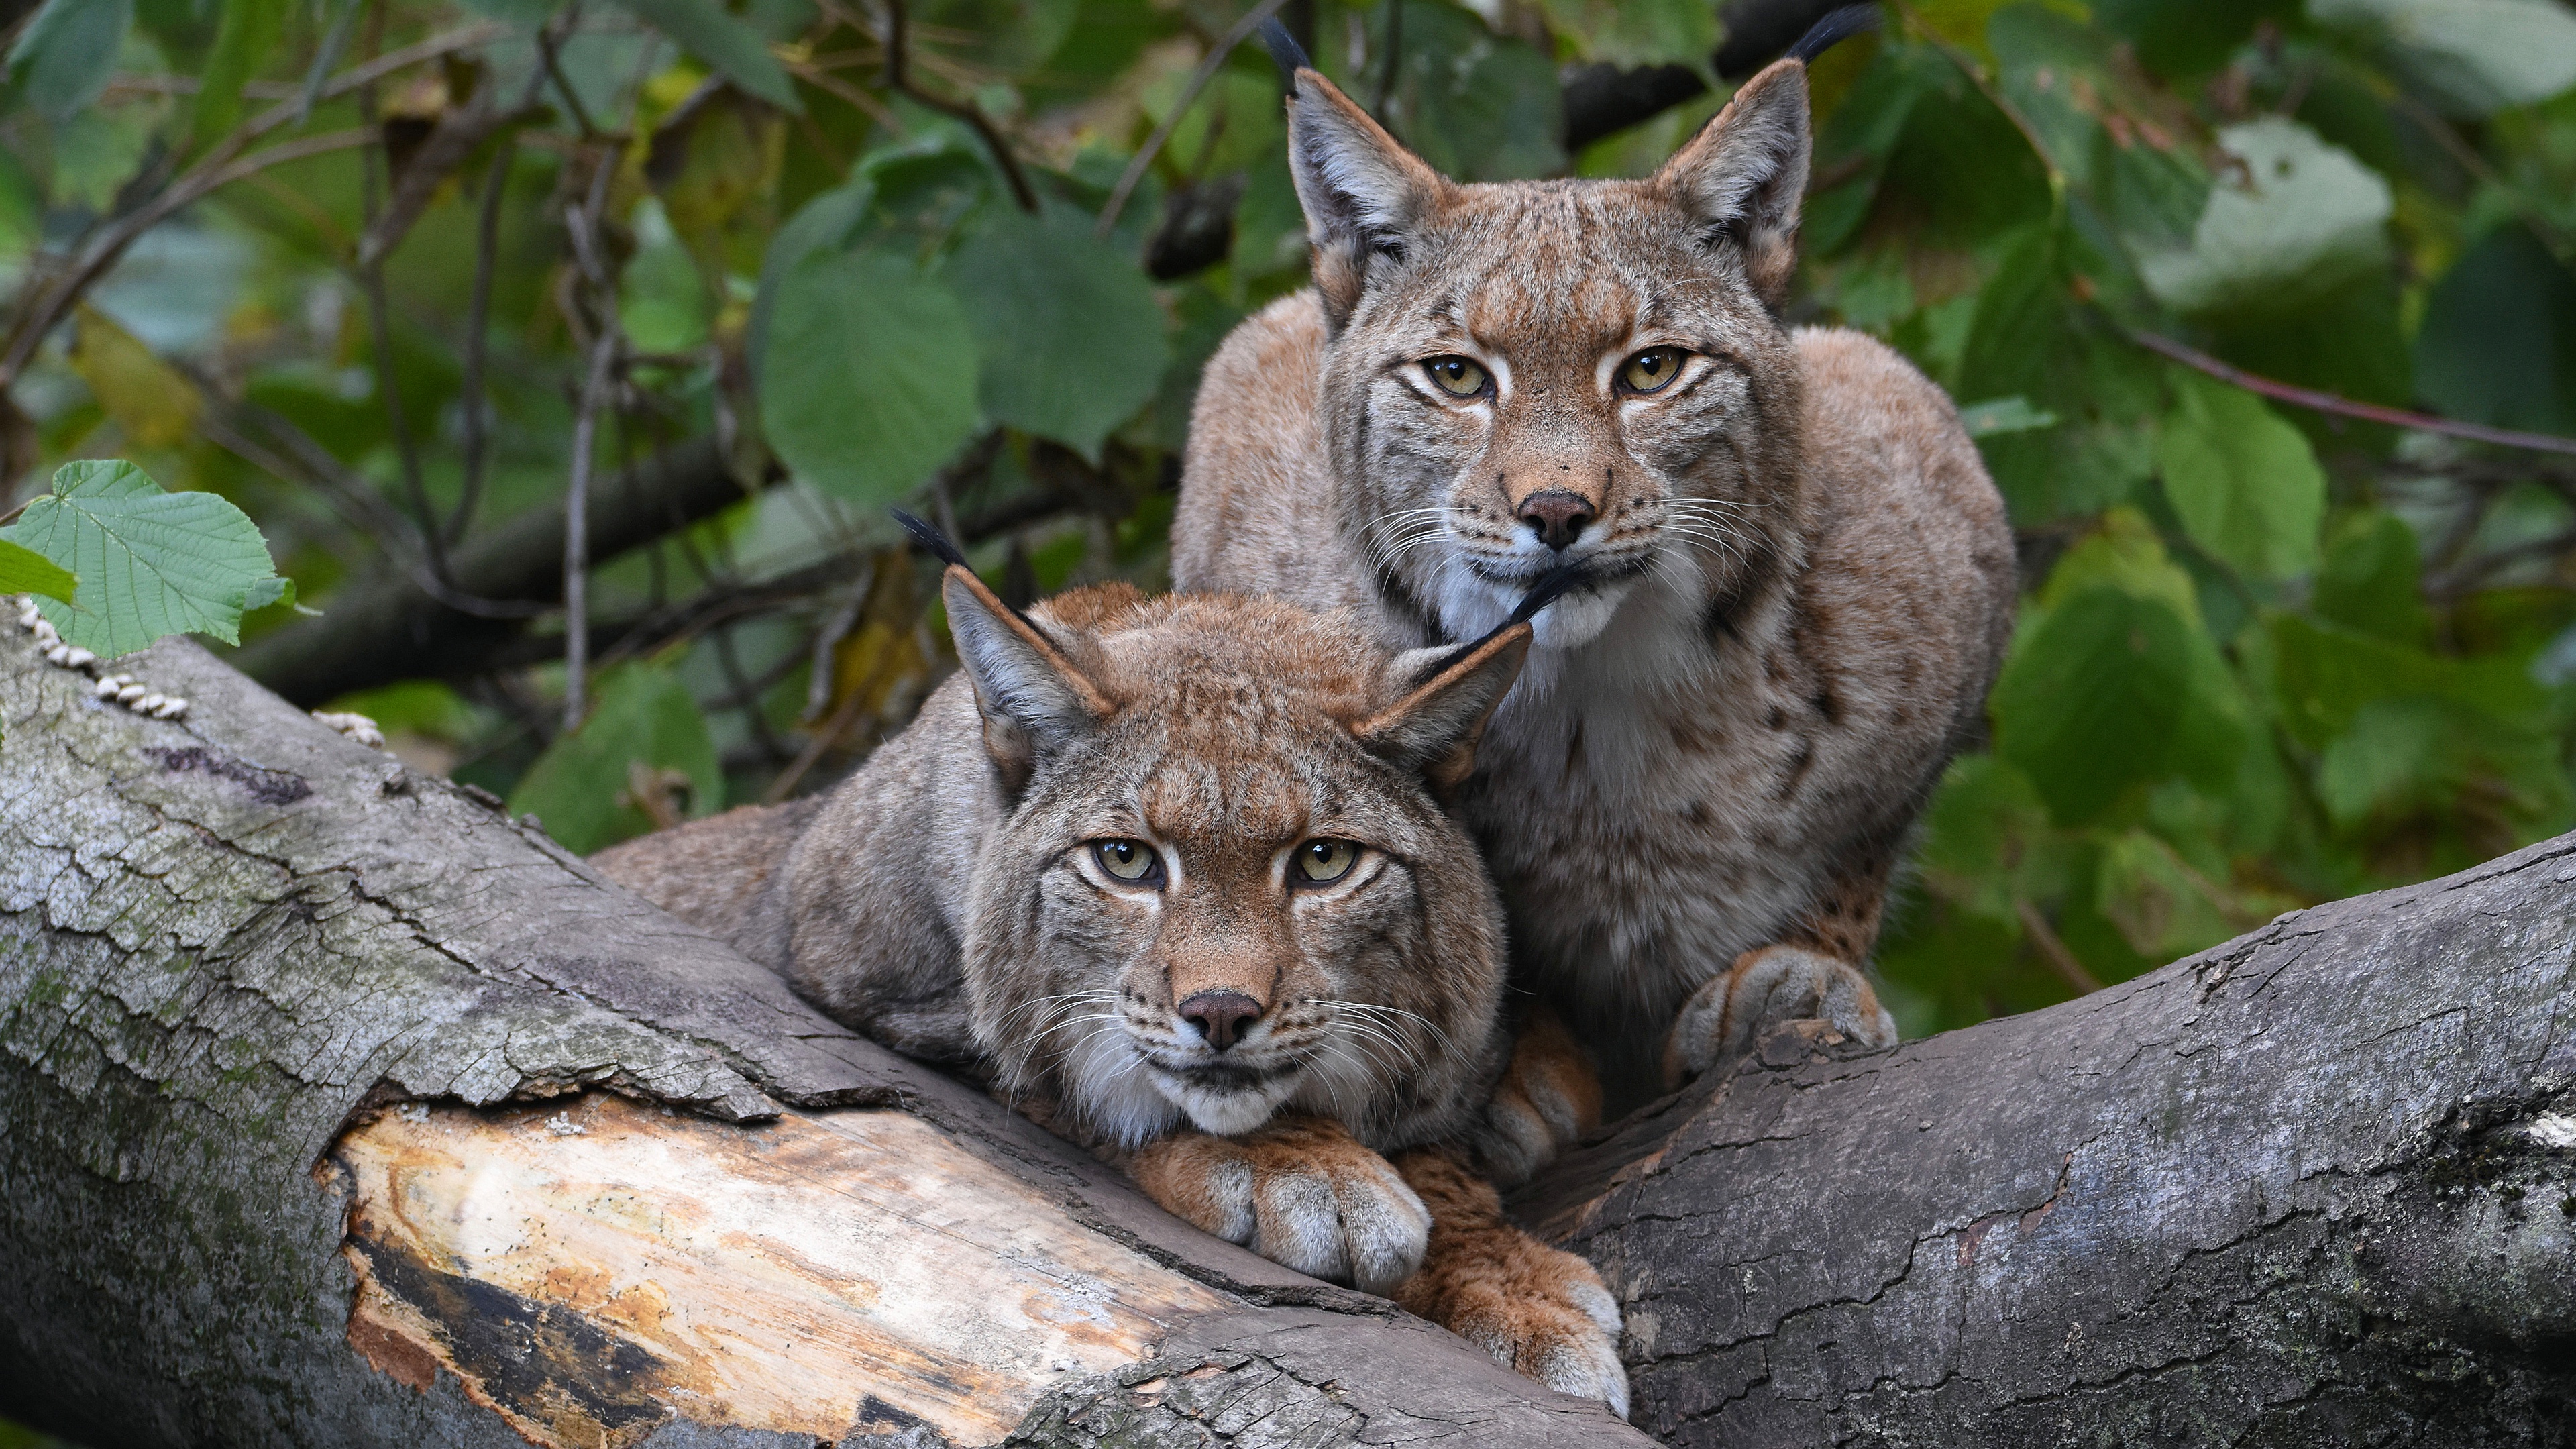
xmin=0 ymin=460 xmax=279 ymax=658
xmin=1375 ymin=2 xmax=1563 ymax=182
xmin=7 ymin=0 xmax=132 ymax=121
xmin=2314 ymin=511 xmax=2430 ymax=645
xmin=191 ymin=0 xmax=284 ymax=148
xmin=508 ymin=664 xmax=723 ymax=856
xmin=610 ymin=0 xmax=801 ymax=112
xmin=2312 ymin=0 xmax=2576 ymax=115
xmin=2156 ymin=372 xmax=2325 ymax=580
xmin=2415 ymin=223 xmax=2576 ymax=436
xmin=2136 ymin=119 xmax=2391 ymax=317
xmin=1913 ymin=753 xmax=2063 ymax=924
xmin=761 ymin=246 xmax=982 ymax=504
xmin=0 ymin=539 xmax=76 ymax=604
xmin=1993 ymin=585 xmax=2250 ymax=825
xmin=948 ymin=203 xmax=1169 ymax=462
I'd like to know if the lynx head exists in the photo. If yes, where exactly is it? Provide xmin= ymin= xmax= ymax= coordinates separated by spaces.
xmin=939 ymin=567 xmax=1524 ymax=1151
xmin=1282 ymin=48 xmax=1831 ymax=653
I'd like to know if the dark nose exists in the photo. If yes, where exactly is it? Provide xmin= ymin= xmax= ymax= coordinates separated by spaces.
xmin=1516 ymin=489 xmax=1596 ymax=551
xmin=1177 ymin=990 xmax=1264 ymax=1051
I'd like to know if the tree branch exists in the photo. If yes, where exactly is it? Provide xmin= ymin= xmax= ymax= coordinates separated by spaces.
xmin=2135 ymin=330 xmax=2576 ymax=458
xmin=1557 ymin=0 xmax=1851 ymax=152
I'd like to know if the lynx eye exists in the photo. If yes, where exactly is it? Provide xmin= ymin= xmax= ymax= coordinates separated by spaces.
xmin=1619 ymin=347 xmax=1687 ymax=394
xmin=1421 ymin=356 xmax=1490 ymax=399
xmin=1293 ymin=839 xmax=1360 ymax=885
xmin=1092 ymin=839 xmax=1162 ymax=885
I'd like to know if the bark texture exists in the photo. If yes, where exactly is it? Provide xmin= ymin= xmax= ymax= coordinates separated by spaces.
xmin=4 ymin=623 xmax=2573 ymax=1448
xmin=1519 ymin=852 xmax=2576 ymax=1446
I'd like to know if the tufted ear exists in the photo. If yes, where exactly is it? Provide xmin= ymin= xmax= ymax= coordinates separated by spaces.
xmin=1282 ymin=67 xmax=1450 ymax=331
xmin=1357 ymin=625 xmax=1532 ymax=792
xmin=1654 ymin=58 xmax=1813 ymax=312
xmin=942 ymin=567 xmax=1114 ymax=794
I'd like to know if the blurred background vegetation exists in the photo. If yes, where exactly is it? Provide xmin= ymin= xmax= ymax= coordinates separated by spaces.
xmin=0 ymin=0 xmax=2572 ymax=1051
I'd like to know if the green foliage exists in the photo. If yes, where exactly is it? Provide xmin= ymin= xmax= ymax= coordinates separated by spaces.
xmin=508 ymin=663 xmax=724 ymax=855
xmin=3 ymin=0 xmax=2571 ymax=1040
xmin=2 ymin=462 xmax=281 ymax=657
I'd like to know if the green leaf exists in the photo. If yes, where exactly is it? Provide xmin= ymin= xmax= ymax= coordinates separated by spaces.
xmin=192 ymin=0 xmax=285 ymax=149
xmin=2313 ymin=511 xmax=2429 ymax=645
xmin=2312 ymin=0 xmax=2576 ymax=115
xmin=2093 ymin=828 xmax=2241 ymax=961
xmin=0 ymin=460 xmax=280 ymax=657
xmin=948 ymin=203 xmax=1169 ymax=462
xmin=1913 ymin=753 xmax=2062 ymax=923
xmin=2135 ymin=119 xmax=2392 ymax=317
xmin=1957 ymin=395 xmax=2059 ymax=438
xmin=2415 ymin=224 xmax=2576 ymax=436
xmin=1992 ymin=586 xmax=2248 ymax=825
xmin=609 ymin=0 xmax=801 ymax=113
xmin=2268 ymin=614 xmax=2549 ymax=751
xmin=0 ymin=539 xmax=76 ymax=604
xmin=1536 ymin=0 xmax=1718 ymax=70
xmin=508 ymin=664 xmax=723 ymax=855
xmin=2157 ymin=372 xmax=2324 ymax=579
xmin=1371 ymin=2 xmax=1563 ymax=182
xmin=7 ymin=0 xmax=133 ymax=122
xmin=2036 ymin=507 xmax=2204 ymax=627
xmin=761 ymin=246 xmax=982 ymax=504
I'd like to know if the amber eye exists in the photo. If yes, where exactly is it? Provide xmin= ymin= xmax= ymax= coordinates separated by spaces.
xmin=1093 ymin=839 xmax=1162 ymax=885
xmin=1293 ymin=839 xmax=1359 ymax=885
xmin=1421 ymin=356 xmax=1490 ymax=398
xmin=1619 ymin=347 xmax=1687 ymax=394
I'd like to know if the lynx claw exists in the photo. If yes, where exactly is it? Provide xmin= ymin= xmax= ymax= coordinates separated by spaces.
xmin=1128 ymin=1118 xmax=1430 ymax=1295
xmin=1662 ymin=943 xmax=1898 ymax=1089
xmin=1398 ymin=1225 xmax=1629 ymax=1417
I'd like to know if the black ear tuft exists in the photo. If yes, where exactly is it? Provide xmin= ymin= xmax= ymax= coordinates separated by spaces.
xmin=1257 ymin=16 xmax=1311 ymax=78
xmin=1786 ymin=3 xmax=1878 ymax=65
xmin=1414 ymin=564 xmax=1586 ymax=685
xmin=890 ymin=508 xmax=971 ymax=570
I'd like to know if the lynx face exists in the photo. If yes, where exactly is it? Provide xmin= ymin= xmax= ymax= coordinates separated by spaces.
xmin=1287 ymin=61 xmax=1815 ymax=653
xmin=945 ymin=583 xmax=1524 ymax=1152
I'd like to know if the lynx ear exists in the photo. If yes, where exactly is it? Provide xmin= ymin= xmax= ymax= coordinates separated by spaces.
xmin=1654 ymin=58 xmax=1813 ymax=312
xmin=942 ymin=567 xmax=1115 ymax=793
xmin=1357 ymin=625 xmax=1532 ymax=792
xmin=1283 ymin=68 xmax=1448 ymax=331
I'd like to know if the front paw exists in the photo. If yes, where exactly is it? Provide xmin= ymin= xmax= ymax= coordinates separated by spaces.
xmin=1661 ymin=943 xmax=1898 ymax=1089
xmin=1465 ymin=1007 xmax=1602 ymax=1187
xmin=1391 ymin=1149 xmax=1628 ymax=1417
xmin=1126 ymin=1116 xmax=1429 ymax=1294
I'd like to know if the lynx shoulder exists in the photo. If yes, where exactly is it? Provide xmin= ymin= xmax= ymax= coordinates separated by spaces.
xmin=1173 ymin=42 xmax=2016 ymax=1109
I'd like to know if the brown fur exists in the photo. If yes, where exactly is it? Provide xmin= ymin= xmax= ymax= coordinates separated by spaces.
xmin=1174 ymin=59 xmax=2017 ymax=1113
xmin=596 ymin=576 xmax=1625 ymax=1405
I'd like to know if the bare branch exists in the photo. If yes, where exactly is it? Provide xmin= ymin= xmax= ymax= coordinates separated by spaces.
xmin=2135 ymin=330 xmax=2576 ymax=459
xmin=1096 ymin=0 xmax=1295 ymax=239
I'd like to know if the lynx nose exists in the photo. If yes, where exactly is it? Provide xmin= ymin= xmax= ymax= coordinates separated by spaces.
xmin=1177 ymin=990 xmax=1264 ymax=1051
xmin=1517 ymin=489 xmax=1595 ymax=551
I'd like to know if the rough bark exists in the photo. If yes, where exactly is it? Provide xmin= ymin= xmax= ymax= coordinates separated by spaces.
xmin=1518 ymin=857 xmax=2576 ymax=1445
xmin=4 ymin=625 xmax=2571 ymax=1448
xmin=0 ymin=627 xmax=1642 ymax=1449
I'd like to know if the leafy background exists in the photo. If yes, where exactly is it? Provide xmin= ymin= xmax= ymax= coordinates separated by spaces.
xmin=0 ymin=0 xmax=2572 ymax=1067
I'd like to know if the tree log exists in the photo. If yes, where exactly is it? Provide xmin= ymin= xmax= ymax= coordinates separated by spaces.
xmin=4 ymin=626 xmax=2571 ymax=1447
xmin=0 ymin=628 xmax=1644 ymax=1448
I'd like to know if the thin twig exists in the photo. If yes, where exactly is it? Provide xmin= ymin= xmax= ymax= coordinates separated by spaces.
xmin=879 ymin=0 xmax=1038 ymax=212
xmin=1096 ymin=0 xmax=1295 ymax=239
xmin=2016 ymin=898 xmax=2104 ymax=996
xmin=353 ymin=2 xmax=444 ymax=583
xmin=453 ymin=136 xmax=513 ymax=547
xmin=1890 ymin=0 xmax=2065 ymax=197
xmin=1370 ymin=0 xmax=1402 ymax=118
xmin=561 ymin=148 xmax=622 ymax=731
xmin=2134 ymin=331 xmax=2576 ymax=459
xmin=0 ymin=21 xmax=505 ymax=389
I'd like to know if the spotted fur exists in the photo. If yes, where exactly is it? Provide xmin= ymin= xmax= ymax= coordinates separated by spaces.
xmin=1174 ymin=57 xmax=2017 ymax=1113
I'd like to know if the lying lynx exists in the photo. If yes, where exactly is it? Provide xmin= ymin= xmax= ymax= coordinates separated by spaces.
xmin=595 ymin=556 xmax=1625 ymax=1410
xmin=1175 ymin=19 xmax=2017 ymax=1112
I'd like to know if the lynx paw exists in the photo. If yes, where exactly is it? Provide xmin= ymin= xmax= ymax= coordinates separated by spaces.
xmin=1126 ymin=1116 xmax=1429 ymax=1294
xmin=1391 ymin=1148 xmax=1628 ymax=1417
xmin=1662 ymin=943 xmax=1898 ymax=1089
xmin=1465 ymin=1008 xmax=1602 ymax=1187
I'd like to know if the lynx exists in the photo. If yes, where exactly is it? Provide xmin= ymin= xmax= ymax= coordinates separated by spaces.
xmin=1174 ymin=21 xmax=2018 ymax=1113
xmin=596 ymin=555 xmax=1626 ymax=1411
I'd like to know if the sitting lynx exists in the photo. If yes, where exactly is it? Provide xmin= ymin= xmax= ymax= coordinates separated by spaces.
xmin=1174 ymin=19 xmax=2017 ymax=1113
xmin=595 ymin=553 xmax=1625 ymax=1410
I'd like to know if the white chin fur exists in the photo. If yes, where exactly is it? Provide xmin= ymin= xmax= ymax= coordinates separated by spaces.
xmin=1156 ymin=1067 xmax=1301 ymax=1136
xmin=1432 ymin=559 xmax=1633 ymax=652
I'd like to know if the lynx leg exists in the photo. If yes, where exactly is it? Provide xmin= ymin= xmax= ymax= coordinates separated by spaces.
xmin=1389 ymin=1147 xmax=1628 ymax=1417
xmin=1124 ymin=1115 xmax=1429 ymax=1294
xmin=1464 ymin=1006 xmax=1603 ymax=1188
xmin=1660 ymin=853 xmax=1901 ymax=1089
